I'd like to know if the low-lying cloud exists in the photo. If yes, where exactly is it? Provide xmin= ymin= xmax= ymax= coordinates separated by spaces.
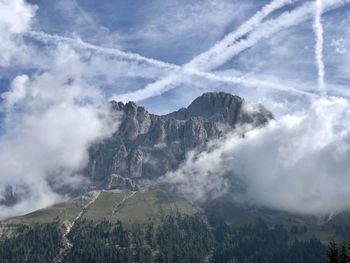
xmin=0 ymin=45 xmax=119 ymax=219
xmin=163 ymin=97 xmax=350 ymax=215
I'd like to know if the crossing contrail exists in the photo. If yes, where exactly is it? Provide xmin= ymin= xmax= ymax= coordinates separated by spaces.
xmin=119 ymin=0 xmax=302 ymax=102
xmin=116 ymin=0 xmax=348 ymax=102
xmin=186 ymin=0 xmax=300 ymax=71
xmin=27 ymin=30 xmax=315 ymax=100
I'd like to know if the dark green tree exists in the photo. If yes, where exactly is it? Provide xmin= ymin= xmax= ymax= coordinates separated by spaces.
xmin=340 ymin=241 xmax=350 ymax=263
xmin=328 ymin=239 xmax=340 ymax=263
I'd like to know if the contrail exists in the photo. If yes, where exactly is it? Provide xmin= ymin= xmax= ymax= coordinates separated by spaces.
xmin=187 ymin=0 xmax=300 ymax=71
xmin=72 ymin=0 xmax=95 ymax=25
xmin=119 ymin=0 xmax=301 ymax=102
xmin=113 ymin=69 xmax=315 ymax=102
xmin=27 ymin=0 xmax=318 ymax=102
xmin=117 ymin=0 xmax=350 ymax=101
xmin=190 ymin=0 xmax=345 ymax=75
xmin=313 ymin=0 xmax=326 ymax=96
xmin=27 ymin=31 xmax=178 ymax=71
xmin=117 ymin=0 xmax=349 ymax=102
xmin=27 ymin=30 xmax=315 ymax=99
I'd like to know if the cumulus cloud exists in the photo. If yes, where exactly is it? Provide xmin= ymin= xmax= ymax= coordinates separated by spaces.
xmin=0 ymin=0 xmax=37 ymax=66
xmin=0 ymin=45 xmax=120 ymax=219
xmin=163 ymin=97 xmax=350 ymax=215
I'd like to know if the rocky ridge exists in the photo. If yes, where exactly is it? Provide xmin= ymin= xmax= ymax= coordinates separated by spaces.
xmin=86 ymin=92 xmax=273 ymax=189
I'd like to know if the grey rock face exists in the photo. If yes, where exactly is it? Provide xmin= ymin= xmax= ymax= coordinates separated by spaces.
xmin=86 ymin=92 xmax=273 ymax=187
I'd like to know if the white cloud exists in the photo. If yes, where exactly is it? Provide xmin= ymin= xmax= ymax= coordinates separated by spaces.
xmin=0 ymin=0 xmax=37 ymax=66
xmin=1 ymin=75 xmax=28 ymax=112
xmin=0 ymin=45 xmax=120 ymax=219
xmin=163 ymin=97 xmax=350 ymax=216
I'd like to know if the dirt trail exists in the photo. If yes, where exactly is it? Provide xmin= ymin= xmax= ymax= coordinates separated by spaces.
xmin=54 ymin=190 xmax=101 ymax=262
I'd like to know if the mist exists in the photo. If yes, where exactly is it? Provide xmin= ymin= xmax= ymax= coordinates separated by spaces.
xmin=163 ymin=97 xmax=350 ymax=216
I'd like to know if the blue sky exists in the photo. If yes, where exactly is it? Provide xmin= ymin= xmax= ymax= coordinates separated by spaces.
xmin=1 ymin=0 xmax=350 ymax=115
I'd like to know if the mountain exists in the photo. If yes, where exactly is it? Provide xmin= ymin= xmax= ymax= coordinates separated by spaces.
xmin=0 ymin=92 xmax=342 ymax=262
xmin=86 ymin=92 xmax=273 ymax=189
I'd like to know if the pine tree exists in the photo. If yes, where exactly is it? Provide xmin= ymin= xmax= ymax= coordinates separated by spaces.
xmin=328 ymin=239 xmax=340 ymax=263
xmin=340 ymin=241 xmax=350 ymax=263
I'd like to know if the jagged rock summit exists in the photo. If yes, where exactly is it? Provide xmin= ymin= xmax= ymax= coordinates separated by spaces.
xmin=86 ymin=92 xmax=273 ymax=188
xmin=167 ymin=92 xmax=264 ymax=124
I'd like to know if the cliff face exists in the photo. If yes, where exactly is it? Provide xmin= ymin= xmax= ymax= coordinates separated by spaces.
xmin=86 ymin=92 xmax=273 ymax=188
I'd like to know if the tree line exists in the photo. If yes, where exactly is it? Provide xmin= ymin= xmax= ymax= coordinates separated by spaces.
xmin=1 ymin=215 xmax=349 ymax=262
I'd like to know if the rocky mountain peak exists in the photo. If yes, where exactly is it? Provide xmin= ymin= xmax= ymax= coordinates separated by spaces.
xmin=166 ymin=92 xmax=272 ymax=127
xmin=88 ymin=92 xmax=273 ymax=187
xmin=167 ymin=92 xmax=243 ymax=120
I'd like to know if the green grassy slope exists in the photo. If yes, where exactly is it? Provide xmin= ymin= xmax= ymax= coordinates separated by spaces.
xmin=3 ymin=198 xmax=83 ymax=226
xmin=0 ymin=197 xmax=83 ymax=237
xmin=0 ymin=188 xmax=199 ymax=237
xmin=82 ymin=189 xmax=198 ymax=226
xmin=104 ymin=189 xmax=198 ymax=226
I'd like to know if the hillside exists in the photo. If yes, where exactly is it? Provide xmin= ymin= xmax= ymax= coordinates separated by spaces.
xmin=0 ymin=189 xmax=198 ymax=234
xmin=0 ymin=188 xmax=335 ymax=263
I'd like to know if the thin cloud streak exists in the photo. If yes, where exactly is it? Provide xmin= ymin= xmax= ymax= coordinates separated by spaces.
xmin=114 ymin=69 xmax=316 ymax=103
xmin=314 ymin=0 xmax=326 ymax=96
xmin=28 ymin=31 xmax=177 ymax=70
xmin=187 ymin=0 xmax=300 ymax=71
xmin=117 ymin=0 xmax=301 ymax=102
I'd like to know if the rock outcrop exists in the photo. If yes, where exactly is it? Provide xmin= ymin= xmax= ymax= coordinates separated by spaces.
xmin=86 ymin=92 xmax=273 ymax=187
